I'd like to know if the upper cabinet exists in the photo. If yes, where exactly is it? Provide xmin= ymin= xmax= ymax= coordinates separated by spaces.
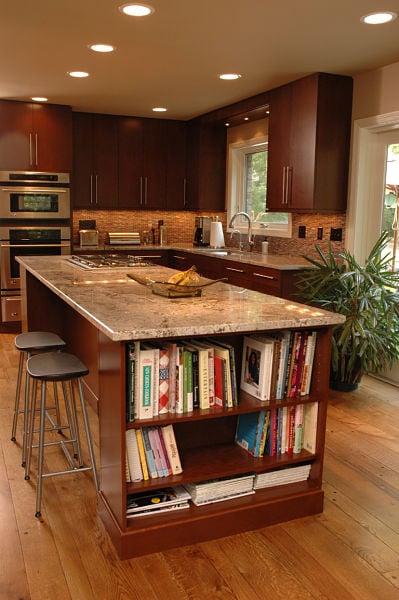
xmin=118 ymin=117 xmax=187 ymax=210
xmin=186 ymin=118 xmax=226 ymax=211
xmin=0 ymin=100 xmax=72 ymax=172
xmin=267 ymin=73 xmax=353 ymax=212
xmin=72 ymin=112 xmax=118 ymax=209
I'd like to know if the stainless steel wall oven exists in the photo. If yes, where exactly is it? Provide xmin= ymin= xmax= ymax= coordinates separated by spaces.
xmin=0 ymin=171 xmax=70 ymax=220
xmin=0 ymin=171 xmax=71 ymax=323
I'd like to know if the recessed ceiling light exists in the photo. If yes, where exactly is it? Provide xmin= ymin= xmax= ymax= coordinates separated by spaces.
xmin=219 ymin=73 xmax=242 ymax=81
xmin=152 ymin=107 xmax=167 ymax=112
xmin=89 ymin=44 xmax=115 ymax=53
xmin=31 ymin=97 xmax=48 ymax=102
xmin=68 ymin=71 xmax=90 ymax=78
xmin=360 ymin=11 xmax=397 ymax=24
xmin=119 ymin=3 xmax=155 ymax=17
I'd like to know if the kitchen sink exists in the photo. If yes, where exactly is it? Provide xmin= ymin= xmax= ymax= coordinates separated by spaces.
xmin=202 ymin=249 xmax=255 ymax=258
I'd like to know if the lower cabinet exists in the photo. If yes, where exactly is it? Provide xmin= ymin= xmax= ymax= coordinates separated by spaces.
xmin=168 ymin=251 xmax=304 ymax=300
xmin=98 ymin=324 xmax=331 ymax=559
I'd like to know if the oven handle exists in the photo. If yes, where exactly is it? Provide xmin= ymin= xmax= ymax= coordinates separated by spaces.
xmin=0 ymin=243 xmax=71 ymax=248
xmin=1 ymin=188 xmax=68 ymax=193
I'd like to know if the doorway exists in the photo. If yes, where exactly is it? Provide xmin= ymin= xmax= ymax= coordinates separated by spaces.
xmin=347 ymin=114 xmax=399 ymax=385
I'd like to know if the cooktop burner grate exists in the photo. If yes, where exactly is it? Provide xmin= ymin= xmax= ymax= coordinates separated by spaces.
xmin=66 ymin=254 xmax=152 ymax=269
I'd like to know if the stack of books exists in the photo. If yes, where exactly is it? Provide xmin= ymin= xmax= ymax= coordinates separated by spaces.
xmin=235 ymin=402 xmax=318 ymax=457
xmin=240 ymin=330 xmax=317 ymax=402
xmin=125 ymin=424 xmax=183 ymax=482
xmin=253 ymin=464 xmax=311 ymax=490
xmin=126 ymin=337 xmax=238 ymax=422
xmin=183 ymin=473 xmax=255 ymax=506
xmin=126 ymin=485 xmax=191 ymax=518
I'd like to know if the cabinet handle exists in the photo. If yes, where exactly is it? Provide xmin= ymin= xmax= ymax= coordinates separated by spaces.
xmin=253 ymin=272 xmax=276 ymax=280
xmin=29 ymin=133 xmax=33 ymax=167
xmin=95 ymin=174 xmax=98 ymax=205
xmin=286 ymin=166 xmax=292 ymax=205
xmin=282 ymin=166 xmax=287 ymax=205
xmin=139 ymin=176 xmax=143 ymax=205
xmin=183 ymin=178 xmax=187 ymax=207
xmin=90 ymin=175 xmax=94 ymax=204
xmin=225 ymin=266 xmax=245 ymax=273
xmin=144 ymin=177 xmax=148 ymax=205
xmin=172 ymin=254 xmax=187 ymax=261
xmin=34 ymin=133 xmax=38 ymax=167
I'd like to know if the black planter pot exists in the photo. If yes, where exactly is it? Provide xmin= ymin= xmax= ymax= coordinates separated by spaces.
xmin=329 ymin=379 xmax=359 ymax=392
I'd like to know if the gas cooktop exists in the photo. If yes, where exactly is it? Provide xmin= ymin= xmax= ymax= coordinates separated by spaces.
xmin=66 ymin=254 xmax=152 ymax=270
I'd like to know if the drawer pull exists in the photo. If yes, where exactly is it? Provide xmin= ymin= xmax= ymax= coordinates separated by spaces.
xmin=253 ymin=272 xmax=276 ymax=280
xmin=226 ymin=267 xmax=245 ymax=273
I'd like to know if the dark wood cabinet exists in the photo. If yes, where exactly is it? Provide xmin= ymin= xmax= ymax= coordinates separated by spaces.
xmin=186 ymin=118 xmax=226 ymax=211
xmin=0 ymin=99 xmax=72 ymax=172
xmin=267 ymin=73 xmax=353 ymax=213
xmin=72 ymin=112 xmax=118 ymax=209
xmin=119 ymin=117 xmax=187 ymax=210
xmin=168 ymin=251 xmax=303 ymax=300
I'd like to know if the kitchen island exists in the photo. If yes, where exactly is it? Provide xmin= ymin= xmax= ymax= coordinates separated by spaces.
xmin=18 ymin=255 xmax=344 ymax=559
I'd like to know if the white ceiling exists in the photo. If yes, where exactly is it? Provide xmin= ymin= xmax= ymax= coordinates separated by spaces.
xmin=1 ymin=0 xmax=399 ymax=120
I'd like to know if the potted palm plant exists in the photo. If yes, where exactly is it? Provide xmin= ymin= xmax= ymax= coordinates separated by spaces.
xmin=296 ymin=231 xmax=399 ymax=390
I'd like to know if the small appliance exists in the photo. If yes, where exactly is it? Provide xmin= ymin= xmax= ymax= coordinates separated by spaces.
xmin=194 ymin=216 xmax=212 ymax=246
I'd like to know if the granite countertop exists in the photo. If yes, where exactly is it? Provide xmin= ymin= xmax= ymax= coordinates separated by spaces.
xmin=73 ymin=243 xmax=311 ymax=271
xmin=18 ymin=255 xmax=343 ymax=342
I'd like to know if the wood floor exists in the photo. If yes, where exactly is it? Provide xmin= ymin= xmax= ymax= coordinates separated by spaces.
xmin=1 ymin=332 xmax=399 ymax=600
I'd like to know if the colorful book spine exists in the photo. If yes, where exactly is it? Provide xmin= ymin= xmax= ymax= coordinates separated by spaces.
xmin=158 ymin=347 xmax=170 ymax=413
xmin=161 ymin=424 xmax=183 ymax=474
xmin=135 ymin=428 xmax=149 ymax=480
xmin=141 ymin=427 xmax=158 ymax=478
xmin=137 ymin=347 xmax=154 ymax=419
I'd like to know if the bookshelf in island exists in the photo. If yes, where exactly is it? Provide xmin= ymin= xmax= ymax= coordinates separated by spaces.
xmin=17 ymin=256 xmax=345 ymax=559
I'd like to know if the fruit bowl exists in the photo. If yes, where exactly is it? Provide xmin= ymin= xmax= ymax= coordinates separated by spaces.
xmin=126 ymin=273 xmax=227 ymax=298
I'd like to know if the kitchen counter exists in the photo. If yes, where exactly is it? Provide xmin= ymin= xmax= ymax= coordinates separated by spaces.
xmin=18 ymin=255 xmax=343 ymax=342
xmin=73 ymin=243 xmax=311 ymax=271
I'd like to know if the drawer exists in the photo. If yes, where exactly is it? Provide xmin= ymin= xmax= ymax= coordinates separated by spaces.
xmin=1 ymin=296 xmax=21 ymax=322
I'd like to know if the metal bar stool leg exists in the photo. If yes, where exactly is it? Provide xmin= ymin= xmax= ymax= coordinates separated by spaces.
xmin=35 ymin=380 xmax=48 ymax=518
xmin=11 ymin=352 xmax=25 ymax=442
xmin=77 ymin=378 xmax=99 ymax=491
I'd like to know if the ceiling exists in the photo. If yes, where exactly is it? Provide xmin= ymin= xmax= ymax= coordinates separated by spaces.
xmin=1 ymin=0 xmax=399 ymax=121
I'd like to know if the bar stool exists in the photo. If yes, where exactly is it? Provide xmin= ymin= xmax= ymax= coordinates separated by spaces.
xmin=25 ymin=351 xmax=99 ymax=518
xmin=11 ymin=331 xmax=66 ymax=467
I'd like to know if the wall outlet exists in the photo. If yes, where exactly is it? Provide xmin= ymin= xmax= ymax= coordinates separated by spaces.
xmin=298 ymin=225 xmax=306 ymax=238
xmin=317 ymin=227 xmax=323 ymax=240
xmin=330 ymin=227 xmax=343 ymax=241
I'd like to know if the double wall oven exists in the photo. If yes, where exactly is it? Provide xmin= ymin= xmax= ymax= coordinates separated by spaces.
xmin=0 ymin=171 xmax=71 ymax=323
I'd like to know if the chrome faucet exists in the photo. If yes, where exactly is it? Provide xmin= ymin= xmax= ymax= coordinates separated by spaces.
xmin=229 ymin=211 xmax=254 ymax=250
xmin=230 ymin=229 xmax=243 ymax=252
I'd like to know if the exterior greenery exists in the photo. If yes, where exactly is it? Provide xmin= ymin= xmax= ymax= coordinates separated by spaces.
xmin=296 ymin=231 xmax=399 ymax=386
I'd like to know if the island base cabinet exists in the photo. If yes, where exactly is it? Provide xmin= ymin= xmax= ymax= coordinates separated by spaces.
xmin=96 ymin=327 xmax=331 ymax=560
xmin=98 ymin=485 xmax=324 ymax=559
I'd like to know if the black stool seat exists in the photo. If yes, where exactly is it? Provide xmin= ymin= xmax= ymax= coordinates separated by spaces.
xmin=27 ymin=352 xmax=89 ymax=381
xmin=15 ymin=331 xmax=66 ymax=353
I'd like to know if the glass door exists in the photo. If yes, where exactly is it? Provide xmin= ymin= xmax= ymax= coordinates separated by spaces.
xmin=383 ymin=142 xmax=399 ymax=271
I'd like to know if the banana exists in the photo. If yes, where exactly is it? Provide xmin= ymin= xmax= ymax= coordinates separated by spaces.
xmin=168 ymin=266 xmax=201 ymax=285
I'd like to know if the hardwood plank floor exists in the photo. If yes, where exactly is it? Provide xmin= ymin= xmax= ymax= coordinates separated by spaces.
xmin=1 ymin=332 xmax=399 ymax=600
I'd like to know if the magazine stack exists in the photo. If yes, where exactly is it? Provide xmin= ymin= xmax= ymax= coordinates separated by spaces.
xmin=183 ymin=473 xmax=255 ymax=506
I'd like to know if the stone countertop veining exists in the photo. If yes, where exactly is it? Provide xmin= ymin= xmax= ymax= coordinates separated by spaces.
xmin=17 ymin=255 xmax=344 ymax=342
xmin=73 ymin=243 xmax=311 ymax=271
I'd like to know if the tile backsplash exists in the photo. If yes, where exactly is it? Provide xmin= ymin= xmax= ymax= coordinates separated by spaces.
xmin=73 ymin=210 xmax=346 ymax=259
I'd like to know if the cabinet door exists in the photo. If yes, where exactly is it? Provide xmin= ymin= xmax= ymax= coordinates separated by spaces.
xmin=267 ymin=73 xmax=352 ymax=213
xmin=93 ymin=115 xmax=118 ymax=209
xmin=165 ymin=120 xmax=187 ymax=209
xmin=186 ymin=119 xmax=226 ymax=211
xmin=142 ymin=119 xmax=166 ymax=209
xmin=72 ymin=113 xmax=118 ymax=208
xmin=32 ymin=103 xmax=72 ymax=172
xmin=0 ymin=100 xmax=72 ymax=172
xmin=72 ymin=113 xmax=94 ymax=208
xmin=118 ymin=116 xmax=143 ymax=208
xmin=267 ymin=78 xmax=317 ymax=212
xmin=0 ymin=100 xmax=32 ymax=169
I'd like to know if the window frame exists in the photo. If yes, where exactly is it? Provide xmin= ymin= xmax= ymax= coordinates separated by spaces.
xmin=226 ymin=135 xmax=292 ymax=238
